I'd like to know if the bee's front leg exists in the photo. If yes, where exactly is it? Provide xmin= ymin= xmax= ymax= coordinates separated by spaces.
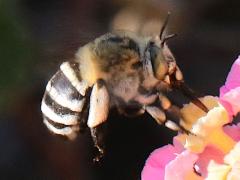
xmin=87 ymin=79 xmax=110 ymax=162
xmin=146 ymin=94 xmax=190 ymax=134
xmin=158 ymin=94 xmax=191 ymax=133
xmin=145 ymin=105 xmax=180 ymax=131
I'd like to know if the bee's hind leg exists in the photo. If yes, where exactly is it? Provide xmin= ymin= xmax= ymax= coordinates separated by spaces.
xmin=87 ymin=79 xmax=110 ymax=162
xmin=90 ymin=125 xmax=107 ymax=162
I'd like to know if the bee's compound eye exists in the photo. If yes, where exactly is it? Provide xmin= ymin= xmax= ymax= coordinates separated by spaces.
xmin=149 ymin=43 xmax=158 ymax=62
xmin=149 ymin=48 xmax=168 ymax=80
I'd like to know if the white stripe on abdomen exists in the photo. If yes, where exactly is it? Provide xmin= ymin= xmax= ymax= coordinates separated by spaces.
xmin=41 ymin=101 xmax=79 ymax=125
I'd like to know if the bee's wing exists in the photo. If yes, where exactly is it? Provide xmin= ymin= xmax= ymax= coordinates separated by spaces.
xmin=41 ymin=61 xmax=91 ymax=140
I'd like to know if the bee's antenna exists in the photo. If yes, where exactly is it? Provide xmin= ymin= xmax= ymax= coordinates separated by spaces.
xmin=161 ymin=33 xmax=177 ymax=46
xmin=159 ymin=11 xmax=171 ymax=41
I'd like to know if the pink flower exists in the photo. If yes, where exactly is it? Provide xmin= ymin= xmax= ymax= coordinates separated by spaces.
xmin=142 ymin=139 xmax=184 ymax=180
xmin=195 ymin=145 xmax=225 ymax=177
xmin=141 ymin=145 xmax=180 ymax=180
xmin=220 ymin=56 xmax=240 ymax=118
xmin=164 ymin=151 xmax=199 ymax=180
xmin=223 ymin=123 xmax=240 ymax=142
xmin=142 ymin=56 xmax=240 ymax=180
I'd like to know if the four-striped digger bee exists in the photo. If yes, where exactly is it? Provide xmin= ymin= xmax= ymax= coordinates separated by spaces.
xmin=41 ymin=14 xmax=208 ymax=162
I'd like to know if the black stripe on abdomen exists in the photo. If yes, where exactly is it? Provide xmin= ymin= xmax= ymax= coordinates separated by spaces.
xmin=51 ymin=70 xmax=83 ymax=101
xmin=43 ymin=115 xmax=68 ymax=129
xmin=43 ymin=93 xmax=80 ymax=116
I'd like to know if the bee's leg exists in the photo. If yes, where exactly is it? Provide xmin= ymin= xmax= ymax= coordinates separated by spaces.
xmin=146 ymin=104 xmax=189 ymax=133
xmin=145 ymin=105 xmax=179 ymax=131
xmin=158 ymin=94 xmax=191 ymax=134
xmin=146 ymin=94 xmax=190 ymax=133
xmin=90 ymin=124 xmax=106 ymax=162
xmin=87 ymin=80 xmax=110 ymax=162
xmin=145 ymin=106 xmax=166 ymax=125
xmin=163 ymin=105 xmax=189 ymax=133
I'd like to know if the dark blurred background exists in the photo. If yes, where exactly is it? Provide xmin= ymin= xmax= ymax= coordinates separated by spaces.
xmin=0 ymin=0 xmax=240 ymax=179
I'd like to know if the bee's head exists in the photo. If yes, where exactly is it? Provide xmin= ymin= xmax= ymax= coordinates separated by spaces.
xmin=148 ymin=12 xmax=209 ymax=113
xmin=148 ymin=38 xmax=182 ymax=84
xmin=147 ymin=12 xmax=182 ymax=84
xmin=148 ymin=37 xmax=209 ymax=113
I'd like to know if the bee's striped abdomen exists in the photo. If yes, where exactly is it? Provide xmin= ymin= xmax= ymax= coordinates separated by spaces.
xmin=41 ymin=61 xmax=89 ymax=139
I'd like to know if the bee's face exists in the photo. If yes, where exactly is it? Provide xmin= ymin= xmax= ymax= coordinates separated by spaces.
xmin=146 ymin=37 xmax=182 ymax=83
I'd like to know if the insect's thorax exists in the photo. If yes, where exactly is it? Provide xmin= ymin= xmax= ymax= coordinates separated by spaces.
xmin=75 ymin=33 xmax=160 ymax=109
xmin=105 ymin=59 xmax=157 ymax=105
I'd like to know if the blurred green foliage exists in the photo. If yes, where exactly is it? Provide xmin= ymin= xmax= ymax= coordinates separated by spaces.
xmin=0 ymin=0 xmax=35 ymax=112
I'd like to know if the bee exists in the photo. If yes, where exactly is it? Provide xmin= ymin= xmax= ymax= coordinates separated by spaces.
xmin=41 ymin=13 xmax=208 ymax=162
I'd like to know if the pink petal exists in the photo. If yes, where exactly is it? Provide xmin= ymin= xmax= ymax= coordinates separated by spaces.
xmin=220 ymin=56 xmax=240 ymax=117
xmin=165 ymin=150 xmax=199 ymax=180
xmin=223 ymin=123 xmax=240 ymax=141
xmin=141 ymin=145 xmax=181 ymax=180
xmin=173 ymin=136 xmax=185 ymax=152
xmin=220 ymin=56 xmax=240 ymax=94
xmin=141 ymin=164 xmax=165 ymax=180
xmin=219 ymin=98 xmax=234 ymax=117
xmin=220 ymin=87 xmax=240 ymax=117
xmin=196 ymin=145 xmax=225 ymax=177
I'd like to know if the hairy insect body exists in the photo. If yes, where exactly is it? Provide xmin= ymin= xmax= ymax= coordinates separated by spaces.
xmin=95 ymin=34 xmax=161 ymax=111
xmin=41 ymin=30 xmax=187 ymax=161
